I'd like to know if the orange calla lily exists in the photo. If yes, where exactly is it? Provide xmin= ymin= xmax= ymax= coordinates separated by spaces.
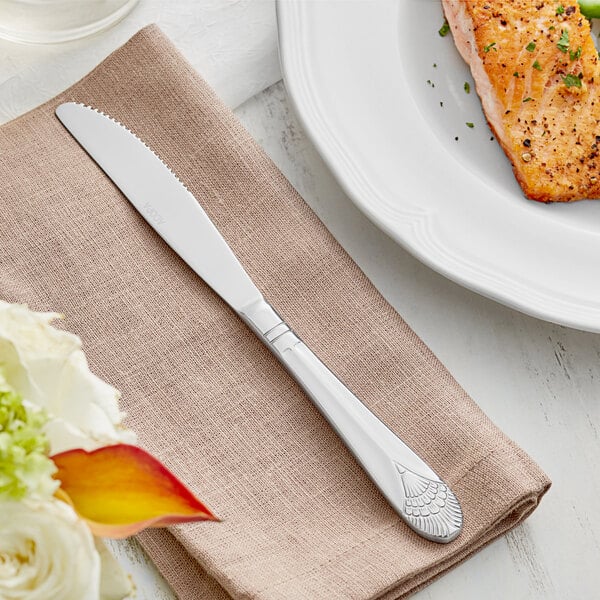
xmin=51 ymin=444 xmax=218 ymax=538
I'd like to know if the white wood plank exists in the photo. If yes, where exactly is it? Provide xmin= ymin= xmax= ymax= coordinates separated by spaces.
xmin=106 ymin=538 xmax=176 ymax=599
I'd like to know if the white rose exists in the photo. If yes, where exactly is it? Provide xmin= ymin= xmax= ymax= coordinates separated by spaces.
xmin=0 ymin=498 xmax=100 ymax=600
xmin=0 ymin=301 xmax=136 ymax=453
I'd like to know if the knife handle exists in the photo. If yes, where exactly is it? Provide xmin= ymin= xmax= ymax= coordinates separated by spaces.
xmin=239 ymin=298 xmax=462 ymax=543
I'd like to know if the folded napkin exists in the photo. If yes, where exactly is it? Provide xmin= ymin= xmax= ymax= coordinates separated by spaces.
xmin=0 ymin=25 xmax=550 ymax=600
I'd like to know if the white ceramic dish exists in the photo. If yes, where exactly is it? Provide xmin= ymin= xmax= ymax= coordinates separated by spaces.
xmin=277 ymin=0 xmax=600 ymax=332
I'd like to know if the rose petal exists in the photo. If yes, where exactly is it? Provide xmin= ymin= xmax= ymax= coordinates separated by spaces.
xmin=51 ymin=444 xmax=217 ymax=538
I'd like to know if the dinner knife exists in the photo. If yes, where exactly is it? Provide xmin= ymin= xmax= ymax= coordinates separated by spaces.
xmin=55 ymin=102 xmax=463 ymax=543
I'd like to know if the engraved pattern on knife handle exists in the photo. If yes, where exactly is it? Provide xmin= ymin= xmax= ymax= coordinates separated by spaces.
xmin=394 ymin=462 xmax=463 ymax=542
xmin=239 ymin=298 xmax=463 ymax=543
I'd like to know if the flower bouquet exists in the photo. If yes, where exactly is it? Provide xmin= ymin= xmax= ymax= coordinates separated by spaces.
xmin=0 ymin=301 xmax=216 ymax=599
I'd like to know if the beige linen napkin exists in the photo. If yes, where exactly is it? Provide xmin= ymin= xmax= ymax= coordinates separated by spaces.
xmin=0 ymin=26 xmax=550 ymax=600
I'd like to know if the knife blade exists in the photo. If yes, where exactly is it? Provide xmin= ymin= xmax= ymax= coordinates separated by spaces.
xmin=55 ymin=102 xmax=462 ymax=543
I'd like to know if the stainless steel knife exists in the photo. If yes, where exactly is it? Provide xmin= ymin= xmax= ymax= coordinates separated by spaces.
xmin=55 ymin=102 xmax=463 ymax=543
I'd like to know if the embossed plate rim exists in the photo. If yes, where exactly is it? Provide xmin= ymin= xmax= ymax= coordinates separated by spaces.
xmin=277 ymin=0 xmax=600 ymax=333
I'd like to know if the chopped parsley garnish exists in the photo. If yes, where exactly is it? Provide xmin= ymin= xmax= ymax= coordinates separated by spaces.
xmin=549 ymin=25 xmax=556 ymax=30
xmin=570 ymin=46 xmax=582 ymax=61
xmin=523 ymin=97 xmax=533 ymax=102
xmin=513 ymin=71 xmax=520 ymax=77
xmin=526 ymin=41 xmax=536 ymax=52
xmin=439 ymin=20 xmax=450 ymax=37
xmin=484 ymin=42 xmax=497 ymax=52
xmin=466 ymin=122 xmax=475 ymax=128
xmin=533 ymin=60 xmax=542 ymax=70
xmin=464 ymin=81 xmax=471 ymax=93
xmin=556 ymin=4 xmax=565 ymax=15
xmin=557 ymin=29 xmax=569 ymax=53
xmin=562 ymin=73 xmax=582 ymax=88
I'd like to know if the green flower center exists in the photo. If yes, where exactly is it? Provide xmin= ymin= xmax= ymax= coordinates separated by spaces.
xmin=0 ymin=373 xmax=57 ymax=500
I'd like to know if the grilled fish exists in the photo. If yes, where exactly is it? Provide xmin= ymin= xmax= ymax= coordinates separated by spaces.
xmin=442 ymin=0 xmax=600 ymax=201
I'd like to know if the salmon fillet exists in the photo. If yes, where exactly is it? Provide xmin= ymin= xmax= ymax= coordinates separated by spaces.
xmin=442 ymin=0 xmax=600 ymax=202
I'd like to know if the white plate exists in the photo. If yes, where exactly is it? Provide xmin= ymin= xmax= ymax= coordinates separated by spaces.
xmin=277 ymin=0 xmax=600 ymax=332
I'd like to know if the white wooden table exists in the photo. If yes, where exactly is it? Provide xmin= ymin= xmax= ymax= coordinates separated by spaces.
xmin=2 ymin=2 xmax=599 ymax=598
